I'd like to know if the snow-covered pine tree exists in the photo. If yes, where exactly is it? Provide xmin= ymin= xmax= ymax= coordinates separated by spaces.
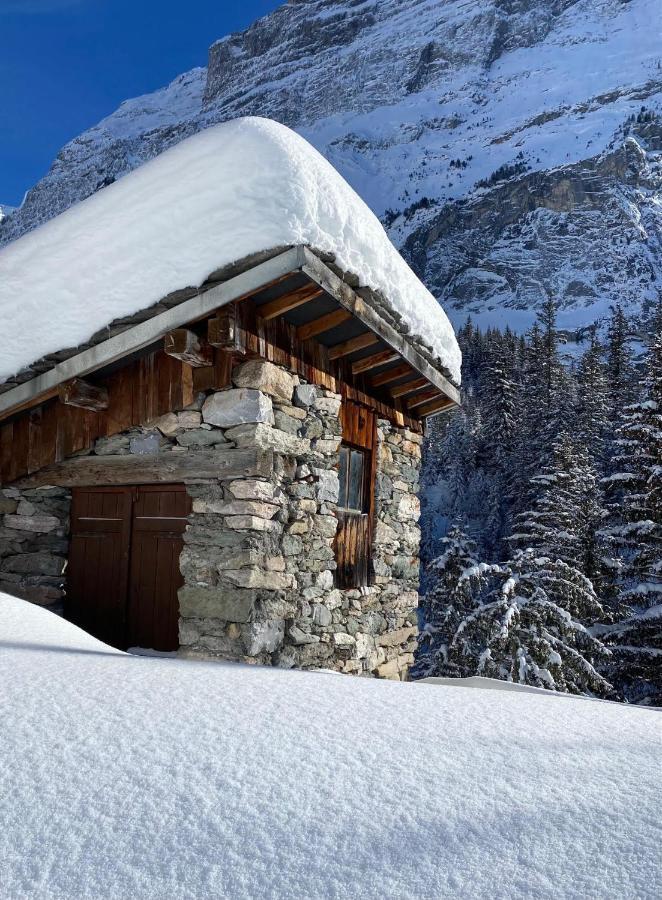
xmin=417 ymin=525 xmax=487 ymax=677
xmin=576 ymin=331 xmax=609 ymax=465
xmin=598 ymin=331 xmax=662 ymax=703
xmin=510 ymin=432 xmax=603 ymax=581
xmin=421 ymin=543 xmax=611 ymax=695
xmin=606 ymin=303 xmax=633 ymax=423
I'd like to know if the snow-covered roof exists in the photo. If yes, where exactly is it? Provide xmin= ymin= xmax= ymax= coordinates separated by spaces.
xmin=0 ymin=117 xmax=461 ymax=385
xmin=1 ymin=594 xmax=658 ymax=898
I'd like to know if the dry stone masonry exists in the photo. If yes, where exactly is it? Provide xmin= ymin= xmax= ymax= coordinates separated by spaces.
xmin=0 ymin=486 xmax=70 ymax=611
xmin=1 ymin=357 xmax=422 ymax=679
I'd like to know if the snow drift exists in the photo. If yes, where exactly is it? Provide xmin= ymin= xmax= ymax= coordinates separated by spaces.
xmin=0 ymin=117 xmax=461 ymax=385
xmin=0 ymin=594 xmax=659 ymax=899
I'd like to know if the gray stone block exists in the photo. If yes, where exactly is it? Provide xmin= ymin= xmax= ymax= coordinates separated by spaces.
xmin=178 ymin=586 xmax=256 ymax=622
xmin=233 ymin=360 xmax=295 ymax=403
xmin=241 ymin=619 xmax=285 ymax=655
xmin=202 ymin=389 xmax=273 ymax=428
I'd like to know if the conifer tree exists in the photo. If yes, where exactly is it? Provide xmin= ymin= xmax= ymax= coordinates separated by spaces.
xmin=421 ymin=543 xmax=611 ymax=695
xmin=606 ymin=304 xmax=633 ymax=422
xmin=510 ymin=433 xmax=603 ymax=581
xmin=599 ymin=332 xmax=662 ymax=703
xmin=576 ymin=331 xmax=609 ymax=465
xmin=417 ymin=525 xmax=484 ymax=677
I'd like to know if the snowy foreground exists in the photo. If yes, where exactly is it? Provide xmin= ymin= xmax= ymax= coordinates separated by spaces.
xmin=1 ymin=595 xmax=660 ymax=900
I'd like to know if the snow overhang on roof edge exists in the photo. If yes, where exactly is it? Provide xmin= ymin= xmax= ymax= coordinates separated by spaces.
xmin=0 ymin=117 xmax=461 ymax=387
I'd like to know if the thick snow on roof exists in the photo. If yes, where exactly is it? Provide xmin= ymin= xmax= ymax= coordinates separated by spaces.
xmin=0 ymin=117 xmax=461 ymax=385
xmin=1 ymin=595 xmax=659 ymax=899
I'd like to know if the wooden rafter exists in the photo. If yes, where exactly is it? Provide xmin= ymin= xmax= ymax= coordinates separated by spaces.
xmin=328 ymin=332 xmax=379 ymax=361
xmin=296 ymin=308 xmax=351 ymax=341
xmin=407 ymin=389 xmax=442 ymax=409
xmin=351 ymin=348 xmax=399 ymax=376
xmin=257 ymin=284 xmax=323 ymax=321
xmin=299 ymin=247 xmax=460 ymax=407
xmin=371 ymin=362 xmax=413 ymax=388
xmin=417 ymin=396 xmax=456 ymax=418
xmin=390 ymin=377 xmax=428 ymax=399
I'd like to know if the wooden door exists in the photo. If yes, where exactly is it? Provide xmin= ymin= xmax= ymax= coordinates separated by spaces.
xmin=126 ymin=485 xmax=190 ymax=652
xmin=67 ymin=487 xmax=132 ymax=649
xmin=67 ymin=484 xmax=190 ymax=651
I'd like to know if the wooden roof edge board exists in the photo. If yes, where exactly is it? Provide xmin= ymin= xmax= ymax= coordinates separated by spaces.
xmin=0 ymin=246 xmax=303 ymax=422
xmin=299 ymin=247 xmax=461 ymax=407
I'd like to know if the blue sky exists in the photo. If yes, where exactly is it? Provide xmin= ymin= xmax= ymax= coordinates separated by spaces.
xmin=0 ymin=0 xmax=281 ymax=206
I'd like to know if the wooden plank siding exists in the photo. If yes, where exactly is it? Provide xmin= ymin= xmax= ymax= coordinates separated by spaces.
xmin=0 ymin=349 xmax=203 ymax=486
xmin=1 ymin=287 xmax=427 ymax=486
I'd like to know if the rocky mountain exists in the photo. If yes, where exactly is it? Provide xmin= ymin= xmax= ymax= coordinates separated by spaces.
xmin=2 ymin=0 xmax=660 ymax=338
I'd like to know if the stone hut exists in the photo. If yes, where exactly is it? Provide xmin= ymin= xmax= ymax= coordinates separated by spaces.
xmin=0 ymin=118 xmax=460 ymax=679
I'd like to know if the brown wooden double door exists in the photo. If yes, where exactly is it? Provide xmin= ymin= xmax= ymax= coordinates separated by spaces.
xmin=66 ymin=484 xmax=190 ymax=651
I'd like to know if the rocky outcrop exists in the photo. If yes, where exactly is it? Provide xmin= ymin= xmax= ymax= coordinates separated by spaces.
xmin=1 ymin=0 xmax=660 ymax=333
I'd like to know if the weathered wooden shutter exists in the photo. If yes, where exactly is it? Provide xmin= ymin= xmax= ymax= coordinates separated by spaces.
xmin=67 ymin=487 xmax=133 ymax=648
xmin=334 ymin=400 xmax=377 ymax=589
xmin=126 ymin=485 xmax=190 ymax=652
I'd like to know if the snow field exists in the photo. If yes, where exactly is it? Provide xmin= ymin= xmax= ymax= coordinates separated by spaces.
xmin=0 ymin=594 xmax=660 ymax=900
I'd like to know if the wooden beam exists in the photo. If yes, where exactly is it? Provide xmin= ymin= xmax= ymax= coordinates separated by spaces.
xmin=164 ymin=329 xmax=214 ymax=367
xmin=371 ymin=362 xmax=413 ymax=388
xmin=351 ymin=348 xmax=399 ymax=376
xmin=390 ymin=377 xmax=428 ymax=399
xmin=296 ymin=308 xmax=351 ymax=341
xmin=299 ymin=247 xmax=461 ymax=407
xmin=257 ymin=284 xmax=323 ymax=321
xmin=0 ymin=246 xmax=302 ymax=423
xmin=416 ymin=396 xmax=456 ymax=418
xmin=328 ymin=332 xmax=379 ymax=361
xmin=208 ymin=305 xmax=246 ymax=354
xmin=16 ymin=447 xmax=274 ymax=489
xmin=407 ymin=389 xmax=442 ymax=409
xmin=57 ymin=378 xmax=108 ymax=411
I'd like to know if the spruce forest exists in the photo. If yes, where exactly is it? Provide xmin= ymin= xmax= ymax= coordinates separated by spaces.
xmin=417 ymin=302 xmax=662 ymax=706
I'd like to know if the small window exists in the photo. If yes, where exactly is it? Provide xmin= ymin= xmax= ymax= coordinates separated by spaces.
xmin=337 ymin=445 xmax=368 ymax=513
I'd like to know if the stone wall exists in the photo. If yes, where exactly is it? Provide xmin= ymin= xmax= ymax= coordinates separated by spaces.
xmin=177 ymin=358 xmax=421 ymax=678
xmin=0 ymin=486 xmax=70 ymax=612
xmin=0 ymin=357 xmax=422 ymax=679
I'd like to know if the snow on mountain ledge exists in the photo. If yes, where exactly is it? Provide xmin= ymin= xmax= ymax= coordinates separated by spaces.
xmin=0 ymin=117 xmax=461 ymax=385
xmin=0 ymin=594 xmax=660 ymax=899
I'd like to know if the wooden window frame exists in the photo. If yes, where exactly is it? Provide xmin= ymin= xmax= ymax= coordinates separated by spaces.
xmin=334 ymin=401 xmax=377 ymax=590
xmin=337 ymin=443 xmax=370 ymax=515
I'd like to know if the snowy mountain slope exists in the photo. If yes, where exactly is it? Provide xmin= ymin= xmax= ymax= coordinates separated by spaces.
xmin=1 ymin=0 xmax=660 ymax=333
xmin=1 ymin=593 xmax=660 ymax=899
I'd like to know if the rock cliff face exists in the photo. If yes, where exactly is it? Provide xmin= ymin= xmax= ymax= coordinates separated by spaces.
xmin=1 ymin=0 xmax=660 ymax=332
